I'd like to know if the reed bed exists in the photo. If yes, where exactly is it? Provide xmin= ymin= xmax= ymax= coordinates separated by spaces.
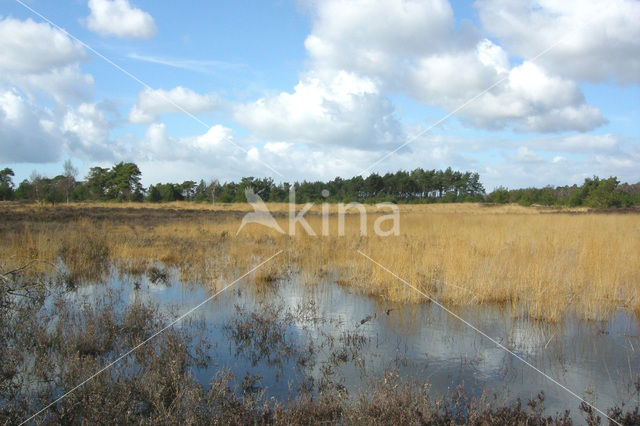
xmin=0 ymin=202 xmax=638 ymax=321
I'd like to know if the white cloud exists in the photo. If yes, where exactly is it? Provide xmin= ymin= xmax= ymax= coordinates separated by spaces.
xmin=0 ymin=17 xmax=108 ymax=164
xmin=235 ymin=70 xmax=403 ymax=149
xmin=480 ymin=134 xmax=640 ymax=190
xmin=482 ymin=145 xmax=640 ymax=190
xmin=139 ymin=122 xmax=235 ymax=162
xmin=0 ymin=89 xmax=62 ymax=163
xmin=0 ymin=17 xmax=86 ymax=73
xmin=62 ymin=103 xmax=114 ymax=160
xmin=253 ymin=132 xmax=480 ymax=182
xmin=476 ymin=38 xmax=509 ymax=74
xmin=136 ymin=123 xmax=293 ymax=184
xmin=0 ymin=17 xmax=94 ymax=104
xmin=512 ymin=146 xmax=543 ymax=163
xmin=590 ymin=148 xmax=640 ymax=178
xmin=144 ymin=122 xmax=168 ymax=151
xmin=0 ymin=88 xmax=119 ymax=163
xmin=404 ymin=41 xmax=604 ymax=132
xmin=129 ymin=86 xmax=221 ymax=124
xmin=297 ymin=0 xmax=605 ymax=133
xmin=193 ymin=125 xmax=232 ymax=151
xmin=476 ymin=0 xmax=640 ymax=84
xmin=501 ymin=133 xmax=624 ymax=155
xmin=87 ymin=0 xmax=157 ymax=39
xmin=111 ymin=117 xmax=640 ymax=191
xmin=128 ymin=119 xmax=482 ymax=185
xmin=319 ymin=130 xmax=640 ymax=191
xmin=305 ymin=0 xmax=456 ymax=79
xmin=11 ymin=65 xmax=95 ymax=104
xmin=407 ymin=47 xmax=501 ymax=104
xmin=539 ymin=134 xmax=621 ymax=154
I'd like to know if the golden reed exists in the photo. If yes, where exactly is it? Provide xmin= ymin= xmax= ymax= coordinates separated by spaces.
xmin=1 ymin=202 xmax=637 ymax=321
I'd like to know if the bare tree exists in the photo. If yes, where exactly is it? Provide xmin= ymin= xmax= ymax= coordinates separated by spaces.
xmin=209 ymin=179 xmax=219 ymax=205
xmin=63 ymin=160 xmax=78 ymax=204
xmin=30 ymin=171 xmax=42 ymax=204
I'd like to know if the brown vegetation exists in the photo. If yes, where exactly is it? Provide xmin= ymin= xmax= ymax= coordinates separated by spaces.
xmin=1 ymin=201 xmax=638 ymax=321
xmin=3 ymin=262 xmax=638 ymax=424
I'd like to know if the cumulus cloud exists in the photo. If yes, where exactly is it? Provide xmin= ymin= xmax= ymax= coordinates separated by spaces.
xmin=417 ymin=57 xmax=606 ymax=132
xmin=225 ymin=0 xmax=618 ymax=186
xmin=0 ymin=17 xmax=94 ymax=104
xmin=239 ymin=0 xmax=602 ymax=140
xmin=476 ymin=0 xmax=640 ymax=84
xmin=305 ymin=0 xmax=456 ymax=78
xmin=144 ymin=122 xmax=168 ymax=151
xmin=62 ymin=103 xmax=116 ymax=160
xmin=11 ymin=65 xmax=95 ymax=104
xmin=136 ymin=123 xmax=326 ymax=186
xmin=87 ymin=0 xmax=157 ymax=39
xmin=0 ymin=17 xmax=86 ymax=73
xmin=129 ymin=86 xmax=221 ymax=124
xmin=0 ymin=88 xmax=119 ymax=163
xmin=135 ymin=123 xmax=267 ymax=182
xmin=230 ymin=0 xmax=460 ymax=152
xmin=0 ymin=89 xmax=62 ymax=163
xmin=0 ymin=17 xmax=108 ymax=164
xmin=235 ymin=70 xmax=403 ymax=149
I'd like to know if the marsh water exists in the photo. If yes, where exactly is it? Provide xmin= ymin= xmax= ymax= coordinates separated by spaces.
xmin=68 ymin=268 xmax=640 ymax=421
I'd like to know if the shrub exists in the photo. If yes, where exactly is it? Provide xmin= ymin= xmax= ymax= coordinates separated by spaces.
xmin=59 ymin=233 xmax=110 ymax=281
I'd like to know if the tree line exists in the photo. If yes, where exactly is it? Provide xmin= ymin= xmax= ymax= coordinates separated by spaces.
xmin=0 ymin=162 xmax=638 ymax=207
xmin=487 ymin=177 xmax=640 ymax=208
xmin=0 ymin=163 xmax=485 ymax=204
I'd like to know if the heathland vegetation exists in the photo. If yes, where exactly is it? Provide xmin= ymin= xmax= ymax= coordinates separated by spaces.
xmin=1 ymin=185 xmax=639 ymax=423
xmin=1 ymin=202 xmax=638 ymax=322
xmin=1 ymin=162 xmax=639 ymax=207
xmin=6 ymin=258 xmax=636 ymax=424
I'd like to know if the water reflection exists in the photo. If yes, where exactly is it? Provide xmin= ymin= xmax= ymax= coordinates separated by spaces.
xmin=72 ymin=269 xmax=640 ymax=418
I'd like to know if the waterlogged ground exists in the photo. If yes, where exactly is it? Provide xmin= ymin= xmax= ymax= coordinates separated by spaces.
xmin=67 ymin=267 xmax=640 ymax=421
xmin=2 ymin=204 xmax=639 ymax=423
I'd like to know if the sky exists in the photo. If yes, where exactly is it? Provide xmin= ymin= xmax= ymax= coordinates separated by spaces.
xmin=0 ymin=0 xmax=638 ymax=190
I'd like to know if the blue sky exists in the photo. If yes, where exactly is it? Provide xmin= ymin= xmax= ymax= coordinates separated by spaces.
xmin=0 ymin=0 xmax=638 ymax=190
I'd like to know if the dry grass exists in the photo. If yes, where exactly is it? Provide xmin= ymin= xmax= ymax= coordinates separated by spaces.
xmin=0 ymin=199 xmax=590 ymax=214
xmin=0 ymin=201 xmax=638 ymax=321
